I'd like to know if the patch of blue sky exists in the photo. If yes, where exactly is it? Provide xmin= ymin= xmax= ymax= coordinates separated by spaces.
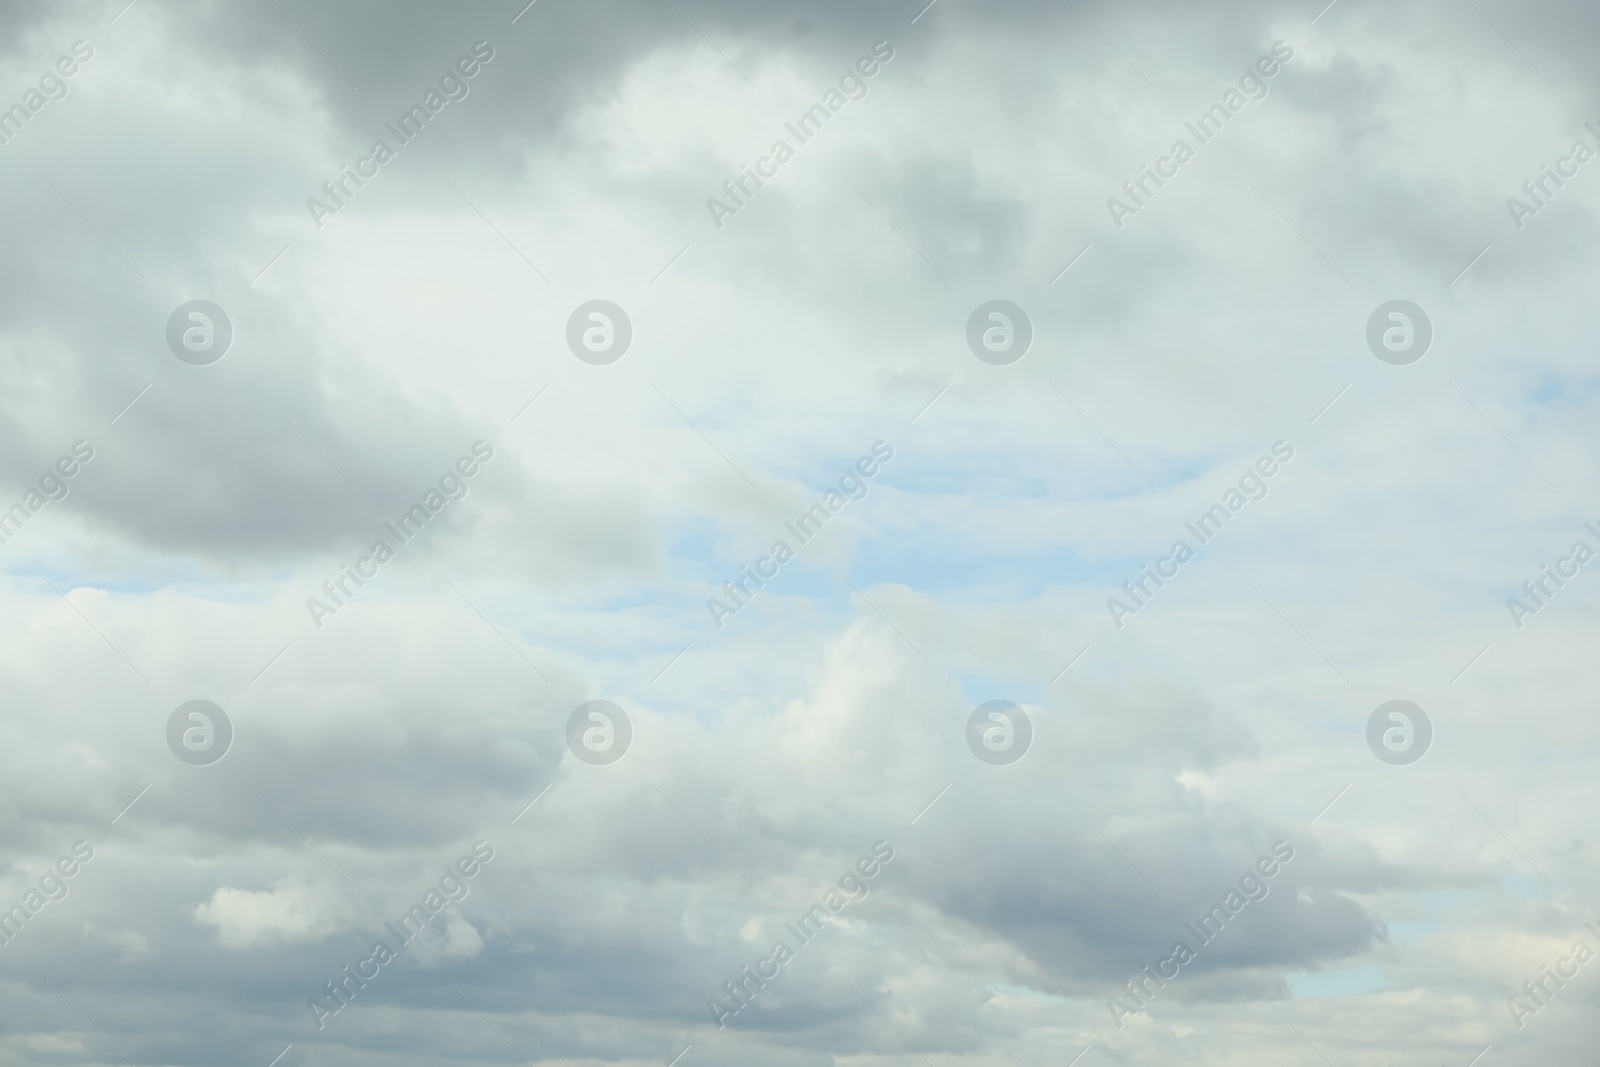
xmin=1529 ymin=368 xmax=1600 ymax=407
xmin=1285 ymin=964 xmax=1389 ymax=998
xmin=848 ymin=525 xmax=1132 ymax=600
xmin=665 ymin=513 xmax=749 ymax=578
xmin=883 ymin=444 xmax=1236 ymax=505
xmin=883 ymin=453 xmax=1151 ymax=504
xmin=14 ymin=560 xmax=268 ymax=601
xmin=1385 ymin=919 xmax=1441 ymax=944
xmin=947 ymin=665 xmax=1046 ymax=708
xmin=1501 ymin=871 xmax=1556 ymax=898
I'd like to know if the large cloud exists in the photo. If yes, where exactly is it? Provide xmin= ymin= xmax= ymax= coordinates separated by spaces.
xmin=1 ymin=0 xmax=1598 ymax=1065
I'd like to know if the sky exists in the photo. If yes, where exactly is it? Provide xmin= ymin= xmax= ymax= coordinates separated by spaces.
xmin=0 ymin=0 xmax=1598 ymax=1064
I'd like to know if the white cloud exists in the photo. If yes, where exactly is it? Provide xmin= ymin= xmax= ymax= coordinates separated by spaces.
xmin=193 ymin=877 xmax=358 ymax=949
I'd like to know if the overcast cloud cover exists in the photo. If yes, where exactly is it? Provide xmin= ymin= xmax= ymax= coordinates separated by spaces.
xmin=1 ymin=0 xmax=1598 ymax=1064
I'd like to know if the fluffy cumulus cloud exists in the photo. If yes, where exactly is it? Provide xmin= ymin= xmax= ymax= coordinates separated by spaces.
xmin=0 ymin=0 xmax=1598 ymax=1064
xmin=194 ymin=877 xmax=360 ymax=949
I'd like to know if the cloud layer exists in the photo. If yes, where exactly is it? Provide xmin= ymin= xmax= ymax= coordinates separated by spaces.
xmin=1 ymin=1 xmax=1598 ymax=1065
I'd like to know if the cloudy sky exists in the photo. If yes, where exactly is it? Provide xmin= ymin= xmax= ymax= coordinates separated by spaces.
xmin=1 ymin=0 xmax=1599 ymax=1064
